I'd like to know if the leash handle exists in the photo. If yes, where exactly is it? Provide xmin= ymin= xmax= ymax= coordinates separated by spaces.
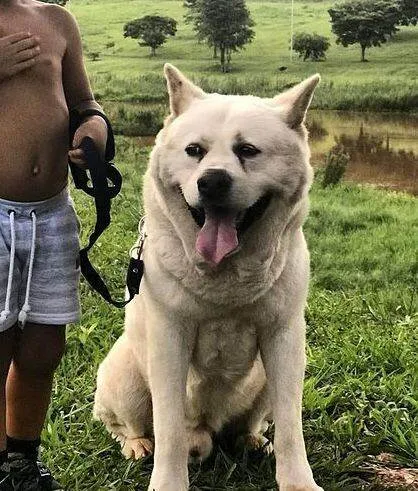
xmin=70 ymin=146 xmax=122 ymax=199
xmin=74 ymin=137 xmax=142 ymax=308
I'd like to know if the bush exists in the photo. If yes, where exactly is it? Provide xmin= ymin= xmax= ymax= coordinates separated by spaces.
xmin=321 ymin=146 xmax=349 ymax=188
xmin=293 ymin=32 xmax=330 ymax=61
xmin=106 ymin=104 xmax=165 ymax=136
xmin=132 ymin=110 xmax=163 ymax=136
xmin=87 ymin=52 xmax=100 ymax=61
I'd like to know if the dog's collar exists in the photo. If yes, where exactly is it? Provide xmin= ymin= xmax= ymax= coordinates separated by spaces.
xmin=187 ymin=194 xmax=272 ymax=234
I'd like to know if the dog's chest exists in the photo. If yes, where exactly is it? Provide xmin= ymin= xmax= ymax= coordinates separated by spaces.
xmin=192 ymin=318 xmax=258 ymax=380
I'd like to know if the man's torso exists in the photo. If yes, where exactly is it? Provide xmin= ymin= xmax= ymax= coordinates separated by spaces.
xmin=0 ymin=1 xmax=69 ymax=201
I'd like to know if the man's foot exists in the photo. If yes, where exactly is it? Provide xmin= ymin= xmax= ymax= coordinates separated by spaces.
xmin=8 ymin=454 xmax=63 ymax=490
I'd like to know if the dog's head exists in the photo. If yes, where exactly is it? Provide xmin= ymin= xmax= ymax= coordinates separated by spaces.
xmin=154 ymin=64 xmax=320 ymax=266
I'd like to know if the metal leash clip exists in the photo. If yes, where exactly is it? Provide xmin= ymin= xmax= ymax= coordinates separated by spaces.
xmin=126 ymin=216 xmax=146 ymax=297
xmin=130 ymin=216 xmax=147 ymax=260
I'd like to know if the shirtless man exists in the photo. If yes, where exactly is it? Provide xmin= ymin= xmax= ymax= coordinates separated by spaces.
xmin=0 ymin=0 xmax=109 ymax=489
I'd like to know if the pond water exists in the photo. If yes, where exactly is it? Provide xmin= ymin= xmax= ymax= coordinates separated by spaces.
xmin=136 ymin=110 xmax=418 ymax=196
xmin=307 ymin=111 xmax=418 ymax=195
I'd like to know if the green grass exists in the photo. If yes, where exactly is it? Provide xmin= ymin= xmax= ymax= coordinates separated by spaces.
xmin=41 ymin=137 xmax=417 ymax=490
xmin=68 ymin=0 xmax=418 ymax=113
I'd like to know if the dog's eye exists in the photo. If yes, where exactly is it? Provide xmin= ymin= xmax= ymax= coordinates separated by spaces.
xmin=185 ymin=143 xmax=206 ymax=158
xmin=235 ymin=144 xmax=260 ymax=159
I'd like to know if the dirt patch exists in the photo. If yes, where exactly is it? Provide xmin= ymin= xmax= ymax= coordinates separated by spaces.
xmin=363 ymin=453 xmax=418 ymax=490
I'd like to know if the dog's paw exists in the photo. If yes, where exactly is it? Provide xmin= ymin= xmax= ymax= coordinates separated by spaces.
xmin=236 ymin=433 xmax=273 ymax=454
xmin=277 ymin=461 xmax=323 ymax=491
xmin=148 ymin=476 xmax=188 ymax=491
xmin=121 ymin=437 xmax=154 ymax=460
xmin=279 ymin=478 xmax=323 ymax=491
xmin=187 ymin=427 xmax=213 ymax=464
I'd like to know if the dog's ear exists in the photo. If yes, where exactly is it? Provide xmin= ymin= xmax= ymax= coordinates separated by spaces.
xmin=274 ymin=74 xmax=320 ymax=128
xmin=164 ymin=64 xmax=205 ymax=117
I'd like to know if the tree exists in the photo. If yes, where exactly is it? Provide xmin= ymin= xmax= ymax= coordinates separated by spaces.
xmin=184 ymin=0 xmax=217 ymax=57
xmin=183 ymin=0 xmax=201 ymax=32
xmin=328 ymin=0 xmax=400 ymax=62
xmin=395 ymin=0 xmax=418 ymax=26
xmin=185 ymin=0 xmax=255 ymax=72
xmin=123 ymin=16 xmax=177 ymax=56
xmin=292 ymin=33 xmax=330 ymax=61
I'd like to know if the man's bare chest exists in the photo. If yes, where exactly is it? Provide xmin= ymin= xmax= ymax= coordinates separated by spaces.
xmin=0 ymin=11 xmax=66 ymax=69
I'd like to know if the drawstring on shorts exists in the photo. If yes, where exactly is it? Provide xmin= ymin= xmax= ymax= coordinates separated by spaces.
xmin=0 ymin=210 xmax=37 ymax=329
xmin=18 ymin=211 xmax=37 ymax=327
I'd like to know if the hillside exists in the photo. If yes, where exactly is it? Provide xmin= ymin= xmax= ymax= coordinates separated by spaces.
xmin=69 ymin=0 xmax=418 ymax=111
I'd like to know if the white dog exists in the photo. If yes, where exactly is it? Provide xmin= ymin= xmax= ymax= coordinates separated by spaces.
xmin=93 ymin=64 xmax=323 ymax=491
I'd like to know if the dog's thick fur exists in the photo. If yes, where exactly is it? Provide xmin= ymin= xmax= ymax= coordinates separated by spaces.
xmin=93 ymin=65 xmax=322 ymax=491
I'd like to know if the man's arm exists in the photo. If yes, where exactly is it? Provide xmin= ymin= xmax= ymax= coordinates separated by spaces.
xmin=60 ymin=9 xmax=108 ymax=165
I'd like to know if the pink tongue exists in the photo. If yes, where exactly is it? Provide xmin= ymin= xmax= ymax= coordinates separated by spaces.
xmin=196 ymin=214 xmax=238 ymax=265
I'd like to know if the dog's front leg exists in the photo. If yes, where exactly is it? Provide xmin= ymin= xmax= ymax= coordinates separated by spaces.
xmin=147 ymin=309 xmax=190 ymax=491
xmin=260 ymin=317 xmax=323 ymax=491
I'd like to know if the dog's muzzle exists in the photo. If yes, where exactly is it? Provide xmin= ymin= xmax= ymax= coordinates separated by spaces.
xmin=197 ymin=169 xmax=233 ymax=208
xmin=182 ymin=170 xmax=272 ymax=265
xmin=188 ymin=193 xmax=272 ymax=266
xmin=188 ymin=194 xmax=272 ymax=235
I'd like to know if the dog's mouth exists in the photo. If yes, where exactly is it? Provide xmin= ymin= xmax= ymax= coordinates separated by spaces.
xmin=186 ymin=194 xmax=272 ymax=266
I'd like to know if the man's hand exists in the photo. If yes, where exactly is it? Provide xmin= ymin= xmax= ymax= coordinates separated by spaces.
xmin=0 ymin=32 xmax=40 ymax=81
xmin=69 ymin=115 xmax=108 ymax=168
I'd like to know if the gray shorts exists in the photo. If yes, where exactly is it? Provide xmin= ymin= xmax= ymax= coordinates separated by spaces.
xmin=0 ymin=187 xmax=81 ymax=332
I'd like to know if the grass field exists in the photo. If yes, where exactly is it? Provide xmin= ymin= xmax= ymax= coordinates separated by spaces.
xmin=41 ymin=136 xmax=418 ymax=490
xmin=68 ymin=0 xmax=418 ymax=113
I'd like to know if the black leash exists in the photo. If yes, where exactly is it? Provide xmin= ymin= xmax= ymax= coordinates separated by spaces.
xmin=70 ymin=136 xmax=143 ymax=308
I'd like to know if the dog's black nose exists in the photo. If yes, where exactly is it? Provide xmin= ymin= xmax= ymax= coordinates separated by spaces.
xmin=197 ymin=169 xmax=233 ymax=203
